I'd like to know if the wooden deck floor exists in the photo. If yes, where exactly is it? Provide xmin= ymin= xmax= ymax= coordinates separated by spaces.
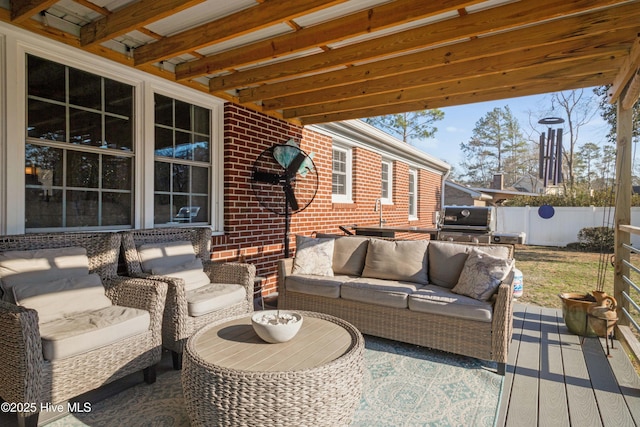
xmin=497 ymin=303 xmax=640 ymax=427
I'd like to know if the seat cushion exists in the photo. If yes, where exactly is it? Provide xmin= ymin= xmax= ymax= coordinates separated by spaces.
xmin=186 ymin=283 xmax=247 ymax=317
xmin=452 ymin=248 xmax=514 ymax=301
xmin=12 ymin=273 xmax=112 ymax=323
xmin=292 ymin=235 xmax=334 ymax=276
xmin=137 ymin=240 xmax=197 ymax=273
xmin=39 ymin=305 xmax=150 ymax=360
xmin=285 ymin=274 xmax=355 ymax=299
xmin=361 ymin=239 xmax=429 ymax=285
xmin=408 ymin=285 xmax=494 ymax=322
xmin=0 ymin=247 xmax=89 ymax=303
xmin=151 ymin=258 xmax=210 ymax=292
xmin=428 ymin=241 xmax=511 ymax=289
xmin=341 ymin=277 xmax=423 ymax=308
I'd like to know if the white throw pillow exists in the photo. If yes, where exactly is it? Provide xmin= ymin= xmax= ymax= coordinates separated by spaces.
xmin=452 ymin=248 xmax=514 ymax=301
xmin=292 ymin=235 xmax=335 ymax=277
xmin=137 ymin=240 xmax=197 ymax=273
xmin=152 ymin=258 xmax=211 ymax=292
xmin=12 ymin=273 xmax=112 ymax=323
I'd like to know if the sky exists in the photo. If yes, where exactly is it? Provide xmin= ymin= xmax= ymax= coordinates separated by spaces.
xmin=410 ymin=87 xmax=613 ymax=171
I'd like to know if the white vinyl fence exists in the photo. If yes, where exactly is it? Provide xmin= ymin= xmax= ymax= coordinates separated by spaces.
xmin=495 ymin=206 xmax=640 ymax=247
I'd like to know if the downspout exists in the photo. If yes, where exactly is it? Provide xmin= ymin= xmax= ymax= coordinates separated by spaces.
xmin=440 ymin=169 xmax=450 ymax=211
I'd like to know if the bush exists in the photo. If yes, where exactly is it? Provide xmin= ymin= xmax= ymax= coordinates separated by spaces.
xmin=576 ymin=226 xmax=614 ymax=253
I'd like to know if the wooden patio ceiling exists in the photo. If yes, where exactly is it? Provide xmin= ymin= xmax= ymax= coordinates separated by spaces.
xmin=3 ymin=0 xmax=640 ymax=125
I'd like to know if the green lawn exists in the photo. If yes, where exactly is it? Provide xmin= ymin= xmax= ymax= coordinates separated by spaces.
xmin=513 ymin=245 xmax=618 ymax=309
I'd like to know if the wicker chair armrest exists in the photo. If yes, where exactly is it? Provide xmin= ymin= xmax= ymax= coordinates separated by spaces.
xmin=277 ymin=258 xmax=294 ymax=286
xmin=491 ymin=276 xmax=514 ymax=363
xmin=103 ymin=277 xmax=167 ymax=329
xmin=0 ymin=300 xmax=44 ymax=403
xmin=205 ymin=261 xmax=256 ymax=291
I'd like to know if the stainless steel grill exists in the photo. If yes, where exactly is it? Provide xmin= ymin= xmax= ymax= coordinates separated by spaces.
xmin=439 ymin=206 xmax=495 ymax=243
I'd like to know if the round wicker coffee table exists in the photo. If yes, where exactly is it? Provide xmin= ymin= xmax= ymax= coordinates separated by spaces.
xmin=181 ymin=311 xmax=364 ymax=427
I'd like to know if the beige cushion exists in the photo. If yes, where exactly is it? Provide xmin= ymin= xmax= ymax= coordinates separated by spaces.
xmin=452 ymin=248 xmax=515 ymax=301
xmin=340 ymin=277 xmax=423 ymax=308
xmin=285 ymin=274 xmax=355 ymax=299
xmin=151 ymin=258 xmax=210 ymax=292
xmin=186 ymin=283 xmax=246 ymax=317
xmin=138 ymin=240 xmax=197 ymax=273
xmin=0 ymin=247 xmax=90 ymax=303
xmin=428 ymin=241 xmax=511 ymax=289
xmin=332 ymin=236 xmax=369 ymax=276
xmin=12 ymin=273 xmax=112 ymax=324
xmin=292 ymin=235 xmax=334 ymax=276
xmin=409 ymin=285 xmax=493 ymax=322
xmin=39 ymin=305 xmax=150 ymax=360
xmin=361 ymin=239 xmax=429 ymax=285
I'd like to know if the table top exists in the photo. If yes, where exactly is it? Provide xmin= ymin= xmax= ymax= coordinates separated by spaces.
xmin=191 ymin=312 xmax=354 ymax=372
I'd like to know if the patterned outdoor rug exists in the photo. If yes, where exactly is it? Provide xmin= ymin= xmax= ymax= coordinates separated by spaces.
xmin=47 ymin=337 xmax=502 ymax=427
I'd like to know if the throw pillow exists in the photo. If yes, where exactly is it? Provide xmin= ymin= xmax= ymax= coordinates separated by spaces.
xmin=152 ymin=258 xmax=211 ymax=292
xmin=12 ymin=273 xmax=112 ymax=323
xmin=292 ymin=235 xmax=335 ymax=276
xmin=452 ymin=248 xmax=514 ymax=301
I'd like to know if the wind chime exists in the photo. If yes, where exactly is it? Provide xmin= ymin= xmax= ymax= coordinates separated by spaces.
xmin=538 ymin=117 xmax=564 ymax=186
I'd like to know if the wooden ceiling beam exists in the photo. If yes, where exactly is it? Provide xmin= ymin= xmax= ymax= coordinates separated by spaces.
xmin=174 ymin=0 xmax=484 ymax=81
xmin=621 ymin=69 xmax=640 ymax=110
xmin=283 ymin=55 xmax=622 ymax=118
xmin=262 ymin=31 xmax=634 ymax=111
xmin=608 ymin=36 xmax=640 ymax=103
xmin=80 ymin=0 xmax=206 ymax=47
xmin=209 ymin=0 xmax=630 ymax=92
xmin=240 ymin=10 xmax=640 ymax=103
xmin=299 ymin=73 xmax=615 ymax=125
xmin=133 ymin=0 xmax=348 ymax=66
xmin=11 ymin=0 xmax=57 ymax=23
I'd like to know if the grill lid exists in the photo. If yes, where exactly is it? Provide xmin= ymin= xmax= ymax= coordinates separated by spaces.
xmin=441 ymin=206 xmax=494 ymax=231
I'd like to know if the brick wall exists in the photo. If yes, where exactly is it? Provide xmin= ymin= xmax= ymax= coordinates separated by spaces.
xmin=213 ymin=104 xmax=443 ymax=295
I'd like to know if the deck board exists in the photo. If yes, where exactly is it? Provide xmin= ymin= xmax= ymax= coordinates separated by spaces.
xmin=498 ymin=304 xmax=640 ymax=426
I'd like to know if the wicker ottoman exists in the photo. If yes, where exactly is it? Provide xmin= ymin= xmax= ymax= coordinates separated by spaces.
xmin=182 ymin=311 xmax=364 ymax=427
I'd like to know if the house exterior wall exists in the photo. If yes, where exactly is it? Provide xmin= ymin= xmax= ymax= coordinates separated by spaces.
xmin=213 ymin=104 xmax=445 ymax=294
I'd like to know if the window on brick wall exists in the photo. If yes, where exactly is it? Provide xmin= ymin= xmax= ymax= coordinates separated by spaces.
xmin=332 ymin=145 xmax=352 ymax=203
xmin=381 ymin=159 xmax=393 ymax=204
xmin=408 ymin=169 xmax=418 ymax=219
xmin=153 ymin=93 xmax=211 ymax=225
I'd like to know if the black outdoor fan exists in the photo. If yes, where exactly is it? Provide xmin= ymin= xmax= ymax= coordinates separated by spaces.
xmin=251 ymin=142 xmax=318 ymax=257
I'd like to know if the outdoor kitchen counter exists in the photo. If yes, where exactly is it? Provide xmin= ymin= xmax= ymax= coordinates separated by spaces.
xmin=350 ymin=225 xmax=438 ymax=239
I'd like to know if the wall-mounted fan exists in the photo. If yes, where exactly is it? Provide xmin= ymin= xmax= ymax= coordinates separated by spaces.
xmin=251 ymin=141 xmax=318 ymax=256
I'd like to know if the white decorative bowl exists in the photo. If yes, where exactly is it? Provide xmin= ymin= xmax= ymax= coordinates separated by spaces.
xmin=251 ymin=310 xmax=303 ymax=343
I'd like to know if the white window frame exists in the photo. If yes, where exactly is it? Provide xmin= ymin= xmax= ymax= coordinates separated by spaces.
xmin=408 ymin=169 xmax=418 ymax=220
xmin=332 ymin=144 xmax=353 ymax=203
xmin=1 ymin=25 xmax=225 ymax=234
xmin=381 ymin=159 xmax=393 ymax=205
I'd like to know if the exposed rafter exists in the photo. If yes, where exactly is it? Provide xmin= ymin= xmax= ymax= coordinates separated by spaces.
xmin=609 ymin=36 xmax=640 ymax=105
xmin=175 ymin=0 xmax=483 ymax=81
xmin=80 ymin=0 xmax=206 ymax=47
xmin=133 ymin=0 xmax=348 ymax=66
xmin=10 ymin=0 xmax=57 ymax=23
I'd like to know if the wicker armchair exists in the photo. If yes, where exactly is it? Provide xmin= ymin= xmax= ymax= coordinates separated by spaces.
xmin=0 ymin=232 xmax=166 ymax=427
xmin=121 ymin=228 xmax=255 ymax=369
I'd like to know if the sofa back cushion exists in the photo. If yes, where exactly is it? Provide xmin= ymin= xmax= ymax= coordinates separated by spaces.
xmin=361 ymin=239 xmax=429 ymax=285
xmin=0 ymin=247 xmax=90 ymax=303
xmin=428 ymin=241 xmax=511 ymax=289
xmin=137 ymin=240 xmax=197 ymax=273
xmin=13 ymin=273 xmax=112 ymax=323
xmin=330 ymin=236 xmax=369 ymax=276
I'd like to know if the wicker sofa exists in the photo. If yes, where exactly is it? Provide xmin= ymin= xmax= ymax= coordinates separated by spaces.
xmin=121 ymin=227 xmax=256 ymax=369
xmin=278 ymin=235 xmax=515 ymax=374
xmin=0 ymin=232 xmax=166 ymax=427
